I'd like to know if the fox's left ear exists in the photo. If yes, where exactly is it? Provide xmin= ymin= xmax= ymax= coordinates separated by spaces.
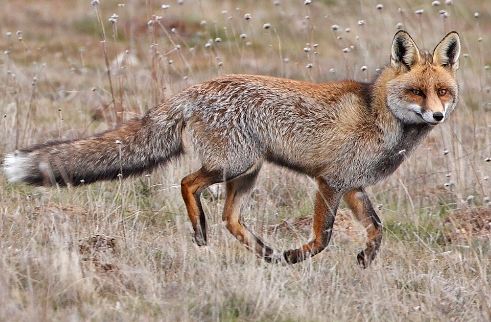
xmin=433 ymin=31 xmax=461 ymax=73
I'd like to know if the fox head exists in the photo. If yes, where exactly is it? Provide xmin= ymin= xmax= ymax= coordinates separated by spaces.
xmin=386 ymin=31 xmax=461 ymax=125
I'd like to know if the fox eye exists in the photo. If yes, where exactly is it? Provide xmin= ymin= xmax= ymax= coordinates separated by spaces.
xmin=438 ymin=88 xmax=447 ymax=96
xmin=411 ymin=89 xmax=423 ymax=96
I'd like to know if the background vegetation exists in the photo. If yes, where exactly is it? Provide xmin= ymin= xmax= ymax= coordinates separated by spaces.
xmin=1 ymin=0 xmax=490 ymax=321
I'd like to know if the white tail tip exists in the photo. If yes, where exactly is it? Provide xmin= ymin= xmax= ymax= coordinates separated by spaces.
xmin=3 ymin=151 xmax=30 ymax=183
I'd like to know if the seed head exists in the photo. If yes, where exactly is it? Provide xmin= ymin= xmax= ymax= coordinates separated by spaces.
xmin=109 ymin=13 xmax=119 ymax=24
xmin=439 ymin=10 xmax=449 ymax=18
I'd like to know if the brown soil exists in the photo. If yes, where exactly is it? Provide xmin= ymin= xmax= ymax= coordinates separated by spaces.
xmin=444 ymin=207 xmax=491 ymax=242
xmin=266 ymin=206 xmax=491 ymax=244
xmin=265 ymin=209 xmax=366 ymax=244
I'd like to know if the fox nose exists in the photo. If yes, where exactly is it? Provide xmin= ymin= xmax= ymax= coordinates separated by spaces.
xmin=433 ymin=112 xmax=444 ymax=122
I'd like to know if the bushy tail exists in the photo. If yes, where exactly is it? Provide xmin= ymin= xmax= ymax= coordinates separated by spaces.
xmin=3 ymin=102 xmax=184 ymax=186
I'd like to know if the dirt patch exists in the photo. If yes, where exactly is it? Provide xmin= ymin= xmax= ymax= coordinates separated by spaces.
xmin=265 ymin=209 xmax=366 ymax=244
xmin=79 ymin=234 xmax=119 ymax=273
xmin=266 ymin=206 xmax=491 ymax=244
xmin=32 ymin=202 xmax=122 ymax=277
xmin=444 ymin=207 xmax=491 ymax=242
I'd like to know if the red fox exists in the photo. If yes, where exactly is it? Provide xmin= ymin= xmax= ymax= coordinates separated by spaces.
xmin=3 ymin=31 xmax=460 ymax=267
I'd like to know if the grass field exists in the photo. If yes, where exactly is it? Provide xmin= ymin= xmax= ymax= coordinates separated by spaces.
xmin=1 ymin=0 xmax=490 ymax=321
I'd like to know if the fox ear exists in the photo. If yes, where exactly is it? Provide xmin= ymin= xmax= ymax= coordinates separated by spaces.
xmin=433 ymin=31 xmax=460 ymax=73
xmin=390 ymin=30 xmax=421 ymax=72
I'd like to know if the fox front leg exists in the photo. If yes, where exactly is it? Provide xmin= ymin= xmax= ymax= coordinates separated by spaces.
xmin=343 ymin=189 xmax=383 ymax=268
xmin=283 ymin=178 xmax=342 ymax=264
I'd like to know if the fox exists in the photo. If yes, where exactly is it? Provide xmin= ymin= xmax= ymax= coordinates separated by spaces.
xmin=2 ymin=30 xmax=460 ymax=267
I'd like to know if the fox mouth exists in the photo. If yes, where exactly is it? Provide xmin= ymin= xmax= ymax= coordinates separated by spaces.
xmin=408 ymin=104 xmax=445 ymax=125
xmin=419 ymin=112 xmax=444 ymax=125
xmin=420 ymin=116 xmax=441 ymax=125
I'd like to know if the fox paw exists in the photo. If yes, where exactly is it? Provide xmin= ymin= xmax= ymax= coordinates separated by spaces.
xmin=264 ymin=253 xmax=282 ymax=264
xmin=357 ymin=250 xmax=377 ymax=269
xmin=357 ymin=251 xmax=369 ymax=269
xmin=282 ymin=249 xmax=311 ymax=264
xmin=192 ymin=235 xmax=207 ymax=246
xmin=262 ymin=247 xmax=283 ymax=264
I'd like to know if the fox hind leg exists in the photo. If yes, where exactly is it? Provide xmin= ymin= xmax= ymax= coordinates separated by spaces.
xmin=222 ymin=165 xmax=280 ymax=263
xmin=181 ymin=168 xmax=223 ymax=246
xmin=343 ymin=189 xmax=383 ymax=268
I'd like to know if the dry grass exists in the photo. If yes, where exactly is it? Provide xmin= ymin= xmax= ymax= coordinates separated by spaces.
xmin=1 ymin=0 xmax=491 ymax=321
